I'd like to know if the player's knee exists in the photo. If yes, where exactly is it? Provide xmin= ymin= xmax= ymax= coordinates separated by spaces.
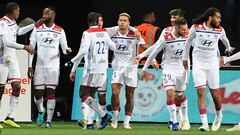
xmin=35 ymin=89 xmax=44 ymax=100
xmin=46 ymin=88 xmax=55 ymax=99
xmin=11 ymin=81 xmax=21 ymax=91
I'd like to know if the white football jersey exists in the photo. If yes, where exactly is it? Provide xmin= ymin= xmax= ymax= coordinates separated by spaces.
xmin=30 ymin=24 xmax=68 ymax=68
xmin=188 ymin=23 xmax=227 ymax=69
xmin=161 ymin=32 xmax=187 ymax=72
xmin=111 ymin=30 xmax=145 ymax=68
xmin=0 ymin=16 xmax=18 ymax=64
xmin=72 ymin=26 xmax=116 ymax=73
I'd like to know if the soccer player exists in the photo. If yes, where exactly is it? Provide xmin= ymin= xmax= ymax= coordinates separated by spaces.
xmin=136 ymin=18 xmax=189 ymax=131
xmin=75 ymin=13 xmax=108 ymax=129
xmin=69 ymin=11 xmax=114 ymax=130
xmin=0 ymin=2 xmax=43 ymax=128
xmin=162 ymin=8 xmax=190 ymax=130
xmin=109 ymin=13 xmax=146 ymax=130
xmin=183 ymin=7 xmax=235 ymax=131
xmin=28 ymin=6 xmax=72 ymax=128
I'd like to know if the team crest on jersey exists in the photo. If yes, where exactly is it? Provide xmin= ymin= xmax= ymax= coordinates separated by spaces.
xmin=127 ymin=40 xmax=131 ymax=44
xmin=214 ymin=35 xmax=218 ymax=39
xmin=53 ymin=33 xmax=58 ymax=38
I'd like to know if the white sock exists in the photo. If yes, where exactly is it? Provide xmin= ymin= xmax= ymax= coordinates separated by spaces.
xmin=216 ymin=109 xmax=222 ymax=118
xmin=176 ymin=106 xmax=183 ymax=124
xmin=81 ymin=102 xmax=89 ymax=120
xmin=7 ymin=95 xmax=19 ymax=118
xmin=47 ymin=99 xmax=56 ymax=123
xmin=84 ymin=96 xmax=106 ymax=117
xmin=167 ymin=104 xmax=177 ymax=123
xmin=87 ymin=108 xmax=94 ymax=124
xmin=0 ymin=100 xmax=1 ymax=109
xmin=96 ymin=105 xmax=105 ymax=123
xmin=181 ymin=99 xmax=188 ymax=121
xmin=200 ymin=114 xmax=208 ymax=125
xmin=113 ymin=110 xmax=119 ymax=117
xmin=34 ymin=97 xmax=44 ymax=113
xmin=124 ymin=115 xmax=131 ymax=124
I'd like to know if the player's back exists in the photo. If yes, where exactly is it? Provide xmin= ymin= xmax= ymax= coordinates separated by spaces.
xmin=83 ymin=27 xmax=110 ymax=73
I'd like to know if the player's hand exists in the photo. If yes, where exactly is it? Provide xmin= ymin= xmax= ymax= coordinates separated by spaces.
xmin=225 ymin=47 xmax=235 ymax=54
xmin=66 ymin=48 xmax=72 ymax=55
xmin=141 ymin=70 xmax=148 ymax=82
xmin=35 ymin=18 xmax=45 ymax=27
xmin=24 ymin=45 xmax=36 ymax=55
xmin=28 ymin=68 xmax=33 ymax=79
xmin=183 ymin=60 xmax=188 ymax=70
xmin=220 ymin=56 xmax=230 ymax=67
xmin=69 ymin=71 xmax=75 ymax=82
xmin=151 ymin=61 xmax=159 ymax=70
xmin=133 ymin=56 xmax=141 ymax=64
xmin=134 ymin=30 xmax=141 ymax=39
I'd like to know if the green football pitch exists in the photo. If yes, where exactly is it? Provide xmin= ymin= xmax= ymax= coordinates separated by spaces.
xmin=0 ymin=121 xmax=239 ymax=135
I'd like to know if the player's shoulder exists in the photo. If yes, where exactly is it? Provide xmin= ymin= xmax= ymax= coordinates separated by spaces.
xmin=36 ymin=24 xmax=44 ymax=29
xmin=162 ymin=26 xmax=173 ymax=35
xmin=163 ymin=33 xmax=175 ymax=41
xmin=127 ymin=30 xmax=135 ymax=37
xmin=53 ymin=24 xmax=63 ymax=32
xmin=86 ymin=27 xmax=106 ymax=33
xmin=194 ymin=23 xmax=206 ymax=30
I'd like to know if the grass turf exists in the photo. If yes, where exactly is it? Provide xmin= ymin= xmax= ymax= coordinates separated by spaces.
xmin=0 ymin=121 xmax=239 ymax=135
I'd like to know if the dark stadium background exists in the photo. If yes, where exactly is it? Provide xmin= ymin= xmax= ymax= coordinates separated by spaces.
xmin=0 ymin=0 xmax=239 ymax=121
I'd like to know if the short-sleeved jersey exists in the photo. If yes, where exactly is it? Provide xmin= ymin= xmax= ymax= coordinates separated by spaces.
xmin=0 ymin=16 xmax=19 ymax=64
xmin=191 ymin=23 xmax=226 ymax=69
xmin=81 ymin=27 xmax=115 ymax=74
xmin=111 ymin=30 xmax=145 ymax=68
xmin=30 ymin=24 xmax=67 ymax=68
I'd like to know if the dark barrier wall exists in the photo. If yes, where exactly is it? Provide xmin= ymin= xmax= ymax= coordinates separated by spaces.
xmin=0 ymin=0 xmax=239 ymax=120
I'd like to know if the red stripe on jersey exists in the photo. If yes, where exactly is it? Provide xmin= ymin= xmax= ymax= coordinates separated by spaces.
xmin=213 ymin=27 xmax=222 ymax=32
xmin=36 ymin=24 xmax=44 ymax=29
xmin=195 ymin=23 xmax=206 ymax=30
xmin=164 ymin=33 xmax=174 ymax=41
xmin=0 ymin=17 xmax=11 ymax=23
xmin=53 ymin=24 xmax=62 ymax=32
xmin=87 ymin=27 xmax=106 ymax=33
xmin=127 ymin=30 xmax=135 ymax=36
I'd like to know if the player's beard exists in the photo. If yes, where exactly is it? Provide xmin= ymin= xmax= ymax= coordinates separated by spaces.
xmin=211 ymin=20 xmax=220 ymax=28
xmin=43 ymin=18 xmax=51 ymax=24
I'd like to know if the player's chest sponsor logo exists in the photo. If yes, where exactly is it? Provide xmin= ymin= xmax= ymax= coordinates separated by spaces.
xmin=116 ymin=44 xmax=128 ymax=51
xmin=42 ymin=37 xmax=54 ymax=44
xmin=174 ymin=49 xmax=184 ymax=56
xmin=201 ymin=40 xmax=213 ymax=47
